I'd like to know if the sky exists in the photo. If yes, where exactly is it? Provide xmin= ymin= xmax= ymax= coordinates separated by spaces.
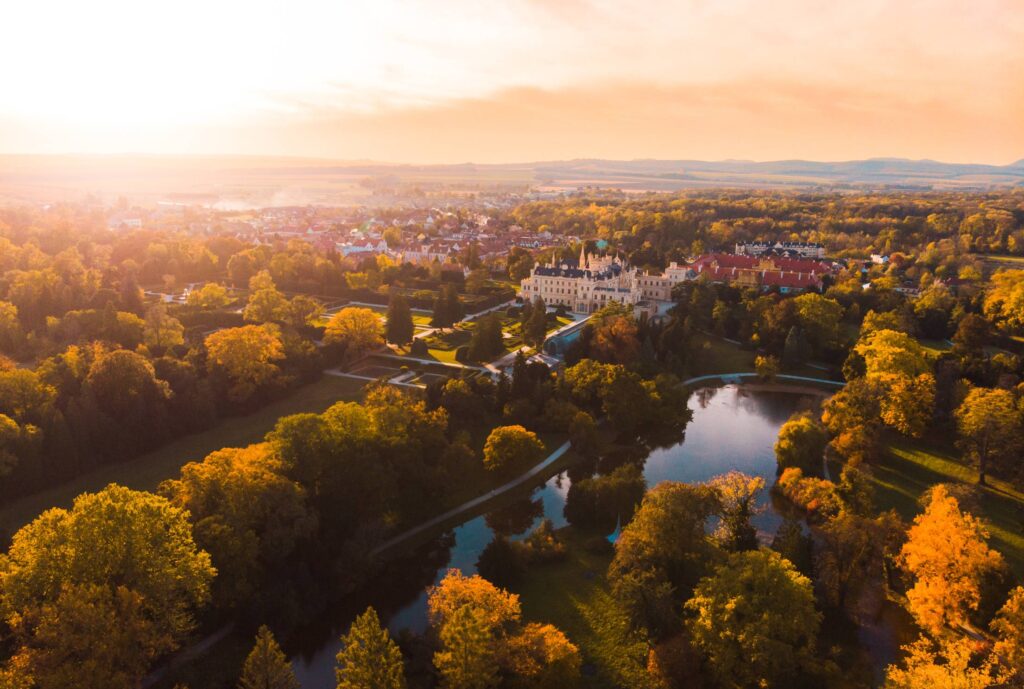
xmin=1 ymin=0 xmax=1021 ymax=164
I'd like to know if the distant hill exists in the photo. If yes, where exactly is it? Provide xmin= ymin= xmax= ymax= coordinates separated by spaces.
xmin=0 ymin=154 xmax=1021 ymax=206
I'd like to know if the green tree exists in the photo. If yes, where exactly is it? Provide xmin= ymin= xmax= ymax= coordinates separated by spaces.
xmin=286 ymin=295 xmax=324 ymax=328
xmin=685 ymin=549 xmax=822 ymax=689
xmin=385 ymin=293 xmax=415 ymax=345
xmin=244 ymin=271 xmax=289 ymax=323
xmin=467 ymin=314 xmax=504 ymax=361
xmin=482 ymin=425 xmax=545 ymax=472
xmin=335 ymin=607 xmax=406 ymax=689
xmin=793 ymin=293 xmax=842 ymax=353
xmin=238 ymin=625 xmax=299 ymax=689
xmin=955 ymin=387 xmax=1022 ymax=485
xmin=435 ymin=605 xmax=498 ymax=689
xmin=523 ymin=298 xmax=548 ymax=348
xmin=774 ymin=412 xmax=827 ymax=476
xmin=143 ymin=303 xmax=185 ymax=352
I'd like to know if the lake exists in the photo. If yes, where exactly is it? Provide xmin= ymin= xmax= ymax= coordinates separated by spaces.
xmin=291 ymin=384 xmax=821 ymax=686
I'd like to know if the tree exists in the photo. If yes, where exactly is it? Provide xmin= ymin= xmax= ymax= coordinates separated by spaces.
xmin=482 ymin=425 xmax=545 ymax=472
xmin=755 ymin=354 xmax=779 ymax=382
xmin=589 ymin=303 xmax=640 ymax=364
xmin=504 ymin=623 xmax=581 ymax=689
xmin=523 ymin=298 xmax=548 ymax=348
xmin=238 ymin=626 xmax=299 ymax=689
xmin=187 ymin=282 xmax=232 ymax=309
xmin=982 ymin=269 xmax=1024 ymax=333
xmin=899 ymin=485 xmax=1004 ymax=634
xmin=708 ymin=471 xmax=764 ymax=551
xmin=244 ymin=271 xmax=289 ymax=323
xmin=955 ymin=387 xmax=1022 ymax=485
xmin=883 ymin=636 xmax=1006 ymax=689
xmin=0 ymin=485 xmax=214 ymax=687
xmin=428 ymin=570 xmax=521 ymax=633
xmin=143 ymin=303 xmax=184 ymax=352
xmin=992 ymin=586 xmax=1024 ymax=676
xmin=0 ymin=301 xmax=25 ymax=356
xmin=324 ymin=308 xmax=382 ymax=361
xmin=793 ymin=293 xmax=842 ymax=353
xmin=854 ymin=329 xmax=930 ymax=379
xmin=879 ymin=372 xmax=935 ymax=438
xmin=774 ymin=412 xmax=827 ymax=476
xmin=335 ymin=607 xmax=406 ymax=689
xmin=432 ymin=284 xmax=463 ymax=330
xmin=385 ymin=293 xmax=415 ymax=346
xmin=206 ymin=324 xmax=285 ymax=402
xmin=159 ymin=444 xmax=313 ymax=608
xmin=467 ymin=314 xmax=504 ymax=361
xmin=286 ymin=295 xmax=324 ymax=328
xmin=434 ymin=605 xmax=499 ymax=689
xmin=684 ymin=549 xmax=821 ymax=689
xmin=609 ymin=481 xmax=719 ymax=604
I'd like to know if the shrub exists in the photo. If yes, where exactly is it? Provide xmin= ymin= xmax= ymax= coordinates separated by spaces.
xmin=409 ymin=338 xmax=429 ymax=356
xmin=774 ymin=468 xmax=842 ymax=522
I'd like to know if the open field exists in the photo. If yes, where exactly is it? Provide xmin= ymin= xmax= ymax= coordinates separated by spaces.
xmin=867 ymin=436 xmax=1024 ymax=575
xmin=0 ymin=375 xmax=366 ymax=535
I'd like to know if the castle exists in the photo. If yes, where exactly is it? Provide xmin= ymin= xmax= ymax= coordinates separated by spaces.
xmin=519 ymin=247 xmax=834 ymax=314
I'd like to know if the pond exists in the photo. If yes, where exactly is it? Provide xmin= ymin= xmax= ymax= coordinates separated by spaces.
xmin=290 ymin=384 xmax=823 ymax=686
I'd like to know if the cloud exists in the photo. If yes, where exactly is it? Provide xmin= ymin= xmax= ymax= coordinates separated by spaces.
xmin=199 ymin=78 xmax=1023 ymax=165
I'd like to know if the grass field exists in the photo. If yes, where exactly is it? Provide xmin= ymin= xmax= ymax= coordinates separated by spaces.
xmin=0 ymin=375 xmax=366 ymax=535
xmin=867 ymin=436 xmax=1024 ymax=575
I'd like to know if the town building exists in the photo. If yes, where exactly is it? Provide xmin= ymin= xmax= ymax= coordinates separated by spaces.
xmin=735 ymin=241 xmax=826 ymax=259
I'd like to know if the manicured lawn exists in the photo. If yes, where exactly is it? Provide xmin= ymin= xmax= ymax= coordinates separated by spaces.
xmin=0 ymin=375 xmax=367 ymax=535
xmin=513 ymin=527 xmax=640 ymax=689
xmin=917 ymin=338 xmax=952 ymax=357
xmin=868 ymin=436 xmax=1024 ymax=575
xmin=691 ymin=335 xmax=757 ymax=374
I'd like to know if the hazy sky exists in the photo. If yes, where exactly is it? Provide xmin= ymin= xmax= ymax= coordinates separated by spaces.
xmin=1 ymin=0 xmax=1021 ymax=163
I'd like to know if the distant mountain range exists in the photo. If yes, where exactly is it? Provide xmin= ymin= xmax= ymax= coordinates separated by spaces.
xmin=1 ymin=155 xmax=1021 ymax=205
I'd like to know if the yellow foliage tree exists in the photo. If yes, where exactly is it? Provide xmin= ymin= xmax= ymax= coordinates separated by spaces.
xmin=205 ymin=324 xmax=285 ymax=401
xmin=899 ymin=485 xmax=1004 ymax=634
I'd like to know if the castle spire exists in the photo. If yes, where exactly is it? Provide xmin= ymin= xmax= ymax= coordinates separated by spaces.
xmin=579 ymin=243 xmax=587 ymax=269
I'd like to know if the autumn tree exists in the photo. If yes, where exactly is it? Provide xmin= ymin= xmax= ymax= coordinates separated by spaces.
xmin=992 ymin=586 xmax=1024 ymax=677
xmin=854 ymin=329 xmax=930 ymax=379
xmin=684 ymin=549 xmax=821 ymax=689
xmin=324 ymin=307 xmax=382 ymax=361
xmin=187 ymin=282 xmax=232 ymax=309
xmin=482 ymin=425 xmax=545 ymax=472
xmin=238 ymin=626 xmax=299 ymax=689
xmin=955 ymin=387 xmax=1022 ymax=485
xmin=883 ymin=636 xmax=1006 ymax=689
xmin=335 ymin=607 xmax=406 ymax=689
xmin=982 ymin=269 xmax=1024 ymax=333
xmin=206 ymin=324 xmax=285 ymax=402
xmin=708 ymin=471 xmax=764 ymax=552
xmin=899 ymin=485 xmax=1004 ymax=634
xmin=0 ymin=485 xmax=214 ymax=688
xmin=589 ymin=302 xmax=640 ymax=364
xmin=793 ymin=293 xmax=843 ymax=354
xmin=159 ymin=443 xmax=314 ymax=609
xmin=385 ymin=293 xmax=415 ymax=346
